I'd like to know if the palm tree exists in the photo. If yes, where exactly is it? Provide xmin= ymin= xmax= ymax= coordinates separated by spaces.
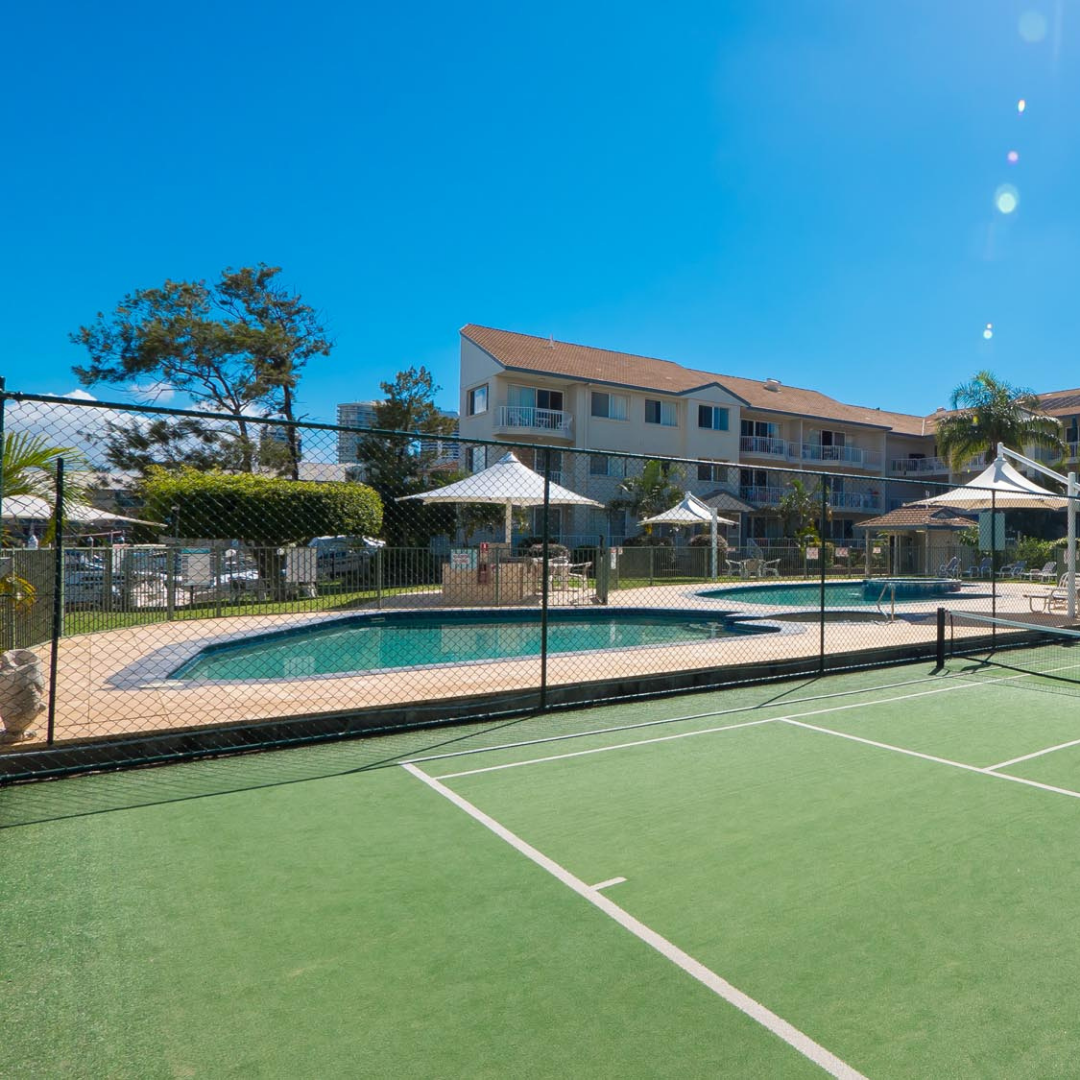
xmin=2 ymin=432 xmax=86 ymax=501
xmin=934 ymin=371 xmax=1064 ymax=470
xmin=609 ymin=459 xmax=684 ymax=525
xmin=777 ymin=478 xmax=831 ymax=549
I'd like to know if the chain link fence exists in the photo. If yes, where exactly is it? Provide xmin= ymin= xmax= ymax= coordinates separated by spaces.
xmin=1 ymin=388 xmax=1070 ymax=783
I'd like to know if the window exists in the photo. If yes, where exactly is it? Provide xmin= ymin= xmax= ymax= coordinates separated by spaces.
xmin=466 ymin=446 xmax=487 ymax=472
xmin=591 ymin=392 xmax=629 ymax=420
xmin=590 ymin=455 xmax=626 ymax=477
xmin=467 ymin=385 xmax=488 ymax=415
xmin=741 ymin=419 xmax=778 ymax=439
xmin=645 ymin=399 xmax=677 ymax=426
xmin=508 ymin=385 xmax=564 ymax=411
xmin=697 ymin=462 xmax=727 ymax=482
xmin=698 ymin=405 xmax=729 ymax=431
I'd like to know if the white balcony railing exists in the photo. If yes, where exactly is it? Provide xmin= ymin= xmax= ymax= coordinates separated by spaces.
xmin=829 ymin=491 xmax=882 ymax=511
xmin=739 ymin=485 xmax=785 ymax=506
xmin=495 ymin=406 xmax=573 ymax=437
xmin=889 ymin=456 xmax=948 ymax=475
xmin=739 ymin=435 xmax=789 ymax=458
xmin=800 ymin=443 xmax=882 ymax=469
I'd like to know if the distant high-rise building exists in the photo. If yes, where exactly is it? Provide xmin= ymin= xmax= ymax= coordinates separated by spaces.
xmin=336 ymin=402 xmax=460 ymax=469
xmin=336 ymin=401 xmax=379 ymax=464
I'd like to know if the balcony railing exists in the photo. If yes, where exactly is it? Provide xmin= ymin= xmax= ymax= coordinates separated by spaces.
xmin=829 ymin=491 xmax=881 ymax=511
xmin=739 ymin=435 xmax=789 ymax=458
xmin=800 ymin=443 xmax=882 ymax=469
xmin=739 ymin=485 xmax=785 ymax=506
xmin=889 ymin=456 xmax=948 ymax=475
xmin=495 ymin=406 xmax=573 ymax=437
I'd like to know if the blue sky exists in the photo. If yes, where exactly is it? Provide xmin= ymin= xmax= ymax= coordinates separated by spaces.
xmin=5 ymin=1 xmax=1078 ymax=425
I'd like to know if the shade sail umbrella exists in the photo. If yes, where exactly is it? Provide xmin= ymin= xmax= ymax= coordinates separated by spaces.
xmin=640 ymin=492 xmax=737 ymax=579
xmin=2 ymin=494 xmax=163 ymax=527
xmin=920 ymin=458 xmax=1067 ymax=510
xmin=398 ymin=452 xmax=603 ymax=542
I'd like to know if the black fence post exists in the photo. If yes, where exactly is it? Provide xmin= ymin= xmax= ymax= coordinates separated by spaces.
xmin=46 ymin=457 xmax=65 ymax=746
xmin=935 ymin=607 xmax=946 ymax=670
xmin=539 ymin=448 xmax=552 ymax=711
xmin=819 ymin=472 xmax=828 ymax=675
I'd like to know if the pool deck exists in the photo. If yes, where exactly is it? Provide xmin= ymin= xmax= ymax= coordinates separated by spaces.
xmin=8 ymin=579 xmax=1074 ymax=747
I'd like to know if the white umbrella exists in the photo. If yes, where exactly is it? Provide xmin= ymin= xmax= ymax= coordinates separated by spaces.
xmin=2 ymin=494 xmax=163 ymax=527
xmin=920 ymin=458 xmax=1067 ymax=510
xmin=640 ymin=492 xmax=737 ymax=579
xmin=398 ymin=451 xmax=602 ymax=542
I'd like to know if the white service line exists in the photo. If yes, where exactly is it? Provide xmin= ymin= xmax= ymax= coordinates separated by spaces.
xmin=403 ymin=670 xmax=964 ymax=768
xmin=986 ymin=736 xmax=1080 ymax=772
xmin=402 ymin=761 xmax=866 ymax=1080
xmin=781 ymin=718 xmax=1080 ymax=802
xmin=434 ymin=678 xmax=988 ymax=781
xmin=591 ymin=876 xmax=627 ymax=890
xmin=435 ymin=717 xmax=776 ymax=780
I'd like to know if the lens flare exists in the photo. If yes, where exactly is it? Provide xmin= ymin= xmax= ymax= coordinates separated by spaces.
xmin=983 ymin=323 xmax=994 ymax=340
xmin=1019 ymin=10 xmax=1048 ymax=42
xmin=1018 ymin=98 xmax=1027 ymax=113
xmin=994 ymin=184 xmax=1019 ymax=214
xmin=1007 ymin=150 xmax=1020 ymax=164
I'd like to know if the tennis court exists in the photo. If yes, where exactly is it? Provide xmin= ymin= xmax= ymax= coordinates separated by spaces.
xmin=7 ymin=617 xmax=1080 ymax=1077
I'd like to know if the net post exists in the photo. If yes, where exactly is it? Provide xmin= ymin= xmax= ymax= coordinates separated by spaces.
xmin=935 ymin=606 xmax=946 ymax=670
xmin=539 ymin=447 xmax=552 ymax=712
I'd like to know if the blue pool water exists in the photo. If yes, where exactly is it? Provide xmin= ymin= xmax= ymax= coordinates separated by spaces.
xmin=699 ymin=579 xmax=972 ymax=607
xmin=169 ymin=609 xmax=774 ymax=681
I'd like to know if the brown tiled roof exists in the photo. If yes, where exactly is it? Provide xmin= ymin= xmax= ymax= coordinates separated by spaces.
xmin=462 ymin=325 xmax=929 ymax=436
xmin=857 ymin=505 xmax=975 ymax=530
xmin=1037 ymin=388 xmax=1080 ymax=415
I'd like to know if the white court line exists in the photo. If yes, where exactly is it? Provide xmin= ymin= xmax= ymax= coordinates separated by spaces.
xmin=436 ymin=717 xmax=776 ymax=780
xmin=404 ymin=670 xmax=967 ymax=767
xmin=987 ymin=736 xmax=1080 ymax=772
xmin=591 ymin=876 xmax=626 ymax=890
xmin=781 ymin=718 xmax=1080 ymax=803
xmin=402 ymin=762 xmax=866 ymax=1080
xmin=434 ymin=679 xmax=989 ymax=781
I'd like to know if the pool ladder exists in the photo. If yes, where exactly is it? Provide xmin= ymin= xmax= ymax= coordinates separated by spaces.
xmin=876 ymin=582 xmax=897 ymax=622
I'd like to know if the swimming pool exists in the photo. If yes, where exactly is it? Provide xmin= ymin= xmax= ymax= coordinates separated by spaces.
xmin=169 ymin=608 xmax=778 ymax=681
xmin=699 ymin=579 xmax=977 ymax=608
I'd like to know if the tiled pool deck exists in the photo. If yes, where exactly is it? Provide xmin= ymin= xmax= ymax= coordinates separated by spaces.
xmin=8 ymin=580 xmax=1072 ymax=746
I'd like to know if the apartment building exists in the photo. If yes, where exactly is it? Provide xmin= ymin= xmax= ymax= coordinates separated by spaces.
xmin=458 ymin=324 xmax=956 ymax=545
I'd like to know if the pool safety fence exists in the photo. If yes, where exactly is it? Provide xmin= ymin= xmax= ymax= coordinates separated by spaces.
xmin=1 ymin=386 xmax=1076 ymax=782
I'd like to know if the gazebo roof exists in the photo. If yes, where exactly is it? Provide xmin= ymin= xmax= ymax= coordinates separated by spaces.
xmin=857 ymin=505 xmax=976 ymax=531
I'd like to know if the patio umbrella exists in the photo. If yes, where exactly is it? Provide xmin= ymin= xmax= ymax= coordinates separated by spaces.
xmin=397 ymin=451 xmax=602 ymax=543
xmin=2 ymin=494 xmax=164 ymax=527
xmin=640 ymin=491 xmax=737 ymax=579
xmin=919 ymin=457 xmax=1068 ymax=510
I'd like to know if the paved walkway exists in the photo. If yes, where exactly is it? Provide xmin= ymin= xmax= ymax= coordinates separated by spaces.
xmin=5 ymin=579 xmax=1072 ymax=747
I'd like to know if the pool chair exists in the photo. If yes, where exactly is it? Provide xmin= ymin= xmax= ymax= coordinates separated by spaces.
xmin=937 ymin=556 xmax=961 ymax=578
xmin=1026 ymin=575 xmax=1079 ymax=613
xmin=759 ymin=558 xmax=781 ymax=577
xmin=1027 ymin=561 xmax=1059 ymax=582
xmin=963 ymin=557 xmax=992 ymax=578
xmin=999 ymin=559 xmax=1026 ymax=578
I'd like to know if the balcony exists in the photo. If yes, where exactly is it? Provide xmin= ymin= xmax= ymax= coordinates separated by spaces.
xmin=889 ymin=456 xmax=948 ymax=476
xmin=494 ymin=406 xmax=573 ymax=439
xmin=800 ymin=443 xmax=882 ymax=470
xmin=739 ymin=435 xmax=789 ymax=458
xmin=739 ymin=485 xmax=785 ymax=506
xmin=829 ymin=491 xmax=881 ymax=511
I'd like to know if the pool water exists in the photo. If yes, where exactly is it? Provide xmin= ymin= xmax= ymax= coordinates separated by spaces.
xmin=169 ymin=609 xmax=770 ymax=681
xmin=699 ymin=580 xmax=977 ymax=608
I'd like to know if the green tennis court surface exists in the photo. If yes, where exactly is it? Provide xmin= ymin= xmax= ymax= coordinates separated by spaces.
xmin=8 ymin=652 xmax=1080 ymax=1077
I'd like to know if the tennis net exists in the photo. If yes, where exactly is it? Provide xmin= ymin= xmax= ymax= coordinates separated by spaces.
xmin=940 ymin=611 xmax=1080 ymax=695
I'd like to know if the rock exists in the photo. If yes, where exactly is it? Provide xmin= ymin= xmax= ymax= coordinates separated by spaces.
xmin=0 ymin=649 xmax=46 ymax=742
